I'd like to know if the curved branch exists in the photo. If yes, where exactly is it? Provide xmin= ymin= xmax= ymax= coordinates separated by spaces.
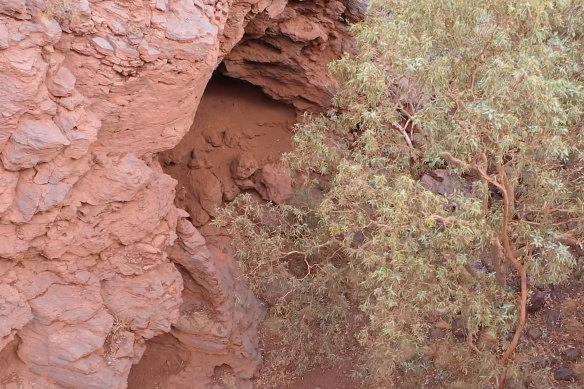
xmin=439 ymin=152 xmax=527 ymax=386
xmin=496 ymin=167 xmax=527 ymax=367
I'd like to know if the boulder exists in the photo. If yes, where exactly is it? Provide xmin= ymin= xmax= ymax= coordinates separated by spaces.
xmin=255 ymin=163 xmax=292 ymax=204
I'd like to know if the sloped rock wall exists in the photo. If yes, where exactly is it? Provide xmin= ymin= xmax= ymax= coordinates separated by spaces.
xmin=0 ymin=0 xmax=363 ymax=388
xmin=222 ymin=0 xmax=364 ymax=110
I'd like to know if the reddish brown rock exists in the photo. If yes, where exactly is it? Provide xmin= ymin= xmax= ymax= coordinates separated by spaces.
xmin=0 ymin=163 xmax=18 ymax=214
xmin=231 ymin=153 xmax=259 ymax=180
xmin=255 ymin=163 xmax=293 ymax=203
xmin=420 ymin=169 xmax=462 ymax=197
xmin=187 ymin=168 xmax=223 ymax=218
xmin=46 ymin=65 xmax=76 ymax=97
xmin=222 ymin=0 xmax=366 ymax=110
xmin=0 ymin=0 xmax=355 ymax=387
xmin=101 ymin=263 xmax=183 ymax=339
xmin=0 ymin=284 xmax=32 ymax=350
xmin=1 ymin=118 xmax=71 ymax=170
xmin=158 ymin=219 xmax=264 ymax=389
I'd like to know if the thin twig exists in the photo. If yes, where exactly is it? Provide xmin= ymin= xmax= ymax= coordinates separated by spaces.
xmin=394 ymin=123 xmax=414 ymax=149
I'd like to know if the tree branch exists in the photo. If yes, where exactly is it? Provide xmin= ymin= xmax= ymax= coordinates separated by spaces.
xmin=439 ymin=152 xmax=527 ymax=387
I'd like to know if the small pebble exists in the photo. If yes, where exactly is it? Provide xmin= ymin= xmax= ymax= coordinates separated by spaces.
xmin=565 ymin=348 xmax=582 ymax=361
xmin=429 ymin=327 xmax=446 ymax=340
xmin=547 ymin=310 xmax=561 ymax=327
xmin=554 ymin=366 xmax=579 ymax=381
xmin=451 ymin=318 xmax=466 ymax=340
xmin=527 ymin=327 xmax=542 ymax=340
xmin=529 ymin=357 xmax=556 ymax=369
xmin=528 ymin=290 xmax=546 ymax=313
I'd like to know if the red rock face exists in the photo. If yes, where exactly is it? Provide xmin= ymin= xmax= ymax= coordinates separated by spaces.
xmin=0 ymin=1 xmax=364 ymax=388
xmin=222 ymin=0 xmax=363 ymax=111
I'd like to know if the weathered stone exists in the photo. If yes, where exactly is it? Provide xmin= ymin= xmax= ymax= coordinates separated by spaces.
xmin=166 ymin=0 xmax=218 ymax=43
xmin=0 ymin=162 xmax=19 ymax=213
xmin=110 ymin=37 xmax=140 ymax=59
xmin=54 ymin=108 xmax=100 ymax=159
xmin=0 ymin=223 xmax=20 ymax=258
xmin=255 ymin=163 xmax=292 ymax=204
xmin=1 ymin=118 xmax=70 ymax=170
xmin=0 ymin=22 xmax=9 ymax=49
xmin=527 ymin=327 xmax=543 ymax=340
xmin=222 ymin=0 xmax=364 ymax=110
xmin=231 ymin=153 xmax=258 ymax=179
xmin=47 ymin=66 xmax=76 ymax=97
xmin=91 ymin=36 xmax=114 ymax=54
xmin=8 ymin=157 xmax=90 ymax=222
xmin=566 ymin=348 xmax=582 ymax=361
xmin=266 ymin=0 xmax=288 ymax=18
xmin=157 ymin=220 xmax=264 ymax=386
xmin=0 ymin=284 xmax=32 ymax=350
xmin=528 ymin=290 xmax=546 ymax=313
xmin=554 ymin=366 xmax=579 ymax=381
xmin=101 ymin=263 xmax=183 ymax=339
xmin=420 ymin=169 xmax=462 ymax=197
xmin=155 ymin=0 xmax=168 ymax=11
xmin=72 ymin=154 xmax=153 ymax=205
xmin=280 ymin=15 xmax=327 ymax=42
xmin=187 ymin=168 xmax=223 ymax=217
xmin=0 ymin=0 xmax=27 ymax=19
xmin=16 ymin=281 xmax=123 ymax=389
xmin=78 ymin=0 xmax=91 ymax=16
xmin=137 ymin=40 xmax=161 ymax=62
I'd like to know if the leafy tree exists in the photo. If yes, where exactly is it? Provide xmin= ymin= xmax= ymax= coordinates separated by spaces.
xmin=216 ymin=0 xmax=584 ymax=387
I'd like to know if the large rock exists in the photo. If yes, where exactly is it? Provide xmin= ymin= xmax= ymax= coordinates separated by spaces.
xmin=129 ymin=219 xmax=264 ymax=388
xmin=222 ymin=0 xmax=366 ymax=110
xmin=166 ymin=0 xmax=218 ymax=43
xmin=1 ymin=118 xmax=70 ymax=170
xmin=0 ymin=0 xmax=355 ymax=387
xmin=101 ymin=263 xmax=183 ymax=339
xmin=16 ymin=282 xmax=120 ymax=389
xmin=0 ymin=284 xmax=32 ymax=350
xmin=187 ymin=168 xmax=223 ymax=219
xmin=46 ymin=66 xmax=76 ymax=97
xmin=0 ymin=162 xmax=18 ymax=213
xmin=255 ymin=162 xmax=293 ymax=203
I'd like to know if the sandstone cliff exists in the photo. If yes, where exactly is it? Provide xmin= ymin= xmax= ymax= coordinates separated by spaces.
xmin=0 ymin=0 xmax=361 ymax=387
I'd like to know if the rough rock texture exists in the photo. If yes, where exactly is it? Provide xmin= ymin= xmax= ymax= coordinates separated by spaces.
xmin=161 ymin=74 xmax=297 ymax=228
xmin=255 ymin=162 xmax=293 ymax=204
xmin=222 ymin=0 xmax=364 ymax=110
xmin=0 ymin=0 xmax=363 ymax=388
xmin=166 ymin=219 xmax=263 ymax=388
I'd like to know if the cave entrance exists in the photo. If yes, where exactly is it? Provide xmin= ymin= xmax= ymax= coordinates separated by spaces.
xmin=128 ymin=71 xmax=297 ymax=389
xmin=160 ymin=71 xmax=297 ymax=228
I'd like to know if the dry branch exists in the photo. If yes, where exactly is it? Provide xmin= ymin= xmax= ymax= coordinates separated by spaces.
xmin=439 ymin=152 xmax=528 ymax=386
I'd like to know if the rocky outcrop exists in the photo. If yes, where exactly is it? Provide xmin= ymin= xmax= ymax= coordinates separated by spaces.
xmin=0 ymin=0 xmax=363 ymax=388
xmin=222 ymin=0 xmax=364 ymax=110
xmin=165 ymin=219 xmax=263 ymax=388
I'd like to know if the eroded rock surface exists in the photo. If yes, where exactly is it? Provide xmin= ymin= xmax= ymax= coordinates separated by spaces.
xmin=222 ymin=0 xmax=364 ymax=110
xmin=0 ymin=0 xmax=363 ymax=388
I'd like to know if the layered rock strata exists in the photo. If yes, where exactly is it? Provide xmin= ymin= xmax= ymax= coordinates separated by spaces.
xmin=0 ymin=0 xmax=362 ymax=387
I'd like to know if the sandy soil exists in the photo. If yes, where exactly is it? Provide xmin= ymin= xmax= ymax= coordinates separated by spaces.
xmin=160 ymin=73 xmax=297 ymax=226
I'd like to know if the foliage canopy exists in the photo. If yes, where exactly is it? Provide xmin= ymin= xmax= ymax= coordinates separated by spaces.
xmin=216 ymin=0 xmax=584 ymax=386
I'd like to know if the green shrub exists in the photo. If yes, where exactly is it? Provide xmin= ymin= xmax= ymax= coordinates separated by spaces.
xmin=216 ymin=0 xmax=584 ymax=386
xmin=44 ymin=0 xmax=77 ymax=25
